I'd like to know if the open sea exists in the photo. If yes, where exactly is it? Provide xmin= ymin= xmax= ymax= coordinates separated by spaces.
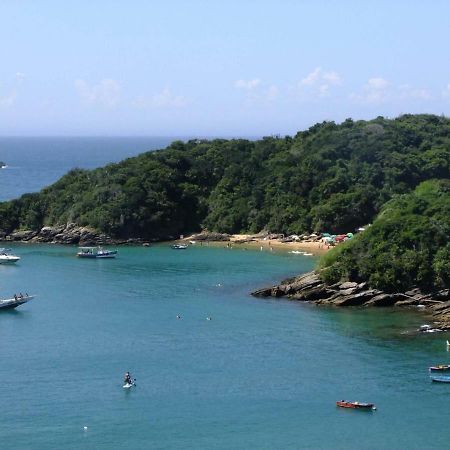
xmin=1 ymin=138 xmax=449 ymax=449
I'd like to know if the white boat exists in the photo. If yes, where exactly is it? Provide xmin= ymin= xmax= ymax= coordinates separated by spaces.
xmin=123 ymin=381 xmax=135 ymax=389
xmin=0 ymin=248 xmax=20 ymax=264
xmin=0 ymin=294 xmax=35 ymax=310
xmin=171 ymin=244 xmax=188 ymax=250
xmin=77 ymin=247 xmax=117 ymax=258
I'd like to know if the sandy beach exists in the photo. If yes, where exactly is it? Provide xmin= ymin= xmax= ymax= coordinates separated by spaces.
xmin=183 ymin=234 xmax=329 ymax=255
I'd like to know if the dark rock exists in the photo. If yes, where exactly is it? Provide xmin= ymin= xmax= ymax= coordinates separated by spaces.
xmin=10 ymin=230 xmax=37 ymax=241
xmin=365 ymin=293 xmax=396 ymax=307
xmin=190 ymin=232 xmax=231 ymax=241
xmin=251 ymin=286 xmax=274 ymax=297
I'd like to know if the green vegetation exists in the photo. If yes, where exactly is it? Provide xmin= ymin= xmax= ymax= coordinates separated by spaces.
xmin=0 ymin=114 xmax=449 ymax=291
xmin=319 ymin=179 xmax=450 ymax=292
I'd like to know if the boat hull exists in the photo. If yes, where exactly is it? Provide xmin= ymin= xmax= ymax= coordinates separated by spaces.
xmin=0 ymin=256 xmax=20 ymax=264
xmin=431 ymin=376 xmax=450 ymax=383
xmin=77 ymin=249 xmax=117 ymax=258
xmin=336 ymin=401 xmax=375 ymax=410
xmin=0 ymin=295 xmax=34 ymax=310
xmin=429 ymin=365 xmax=450 ymax=372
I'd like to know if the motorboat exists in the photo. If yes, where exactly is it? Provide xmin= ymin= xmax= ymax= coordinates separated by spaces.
xmin=171 ymin=244 xmax=188 ymax=250
xmin=429 ymin=365 xmax=450 ymax=372
xmin=0 ymin=293 xmax=35 ymax=310
xmin=336 ymin=400 xmax=376 ymax=410
xmin=77 ymin=247 xmax=117 ymax=258
xmin=0 ymin=248 xmax=20 ymax=264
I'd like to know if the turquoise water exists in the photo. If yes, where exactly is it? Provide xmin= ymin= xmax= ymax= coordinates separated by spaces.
xmin=1 ymin=244 xmax=449 ymax=449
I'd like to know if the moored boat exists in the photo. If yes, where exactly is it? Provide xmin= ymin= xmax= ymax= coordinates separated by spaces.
xmin=171 ymin=244 xmax=188 ymax=250
xmin=429 ymin=365 xmax=450 ymax=372
xmin=0 ymin=294 xmax=35 ymax=310
xmin=77 ymin=247 xmax=117 ymax=258
xmin=336 ymin=400 xmax=376 ymax=410
xmin=431 ymin=375 xmax=450 ymax=383
xmin=0 ymin=248 xmax=20 ymax=264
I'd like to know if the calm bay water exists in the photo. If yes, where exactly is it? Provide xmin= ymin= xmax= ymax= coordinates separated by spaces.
xmin=0 ymin=138 xmax=449 ymax=449
xmin=0 ymin=244 xmax=449 ymax=450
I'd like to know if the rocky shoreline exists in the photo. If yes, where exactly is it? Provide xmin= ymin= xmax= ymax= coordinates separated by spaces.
xmin=0 ymin=227 xmax=238 ymax=246
xmin=0 ymin=224 xmax=134 ymax=246
xmin=252 ymin=271 xmax=450 ymax=331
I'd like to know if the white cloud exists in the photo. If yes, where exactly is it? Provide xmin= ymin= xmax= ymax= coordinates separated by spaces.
xmin=298 ymin=67 xmax=341 ymax=97
xmin=300 ymin=67 xmax=322 ymax=86
xmin=399 ymin=84 xmax=431 ymax=100
xmin=367 ymin=77 xmax=389 ymax=90
xmin=442 ymin=84 xmax=450 ymax=99
xmin=0 ymin=72 xmax=26 ymax=108
xmin=350 ymin=77 xmax=390 ymax=104
xmin=74 ymin=78 xmax=121 ymax=107
xmin=234 ymin=78 xmax=261 ymax=90
xmin=266 ymin=85 xmax=279 ymax=101
xmin=133 ymin=88 xmax=188 ymax=108
xmin=0 ymin=90 xmax=17 ymax=108
xmin=351 ymin=78 xmax=432 ymax=104
xmin=322 ymin=71 xmax=341 ymax=85
xmin=15 ymin=72 xmax=26 ymax=82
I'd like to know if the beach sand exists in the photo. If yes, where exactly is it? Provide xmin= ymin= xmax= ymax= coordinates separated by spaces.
xmin=184 ymin=234 xmax=329 ymax=255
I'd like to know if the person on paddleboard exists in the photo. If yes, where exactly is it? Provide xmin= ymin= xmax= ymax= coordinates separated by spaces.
xmin=124 ymin=372 xmax=133 ymax=385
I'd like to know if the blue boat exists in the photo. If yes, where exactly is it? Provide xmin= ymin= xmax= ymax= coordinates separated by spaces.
xmin=430 ymin=375 xmax=450 ymax=383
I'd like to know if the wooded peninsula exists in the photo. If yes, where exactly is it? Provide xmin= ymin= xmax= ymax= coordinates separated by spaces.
xmin=1 ymin=114 xmax=449 ymax=295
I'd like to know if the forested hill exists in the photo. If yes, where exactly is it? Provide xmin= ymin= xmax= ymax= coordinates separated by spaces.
xmin=1 ymin=114 xmax=450 ymax=242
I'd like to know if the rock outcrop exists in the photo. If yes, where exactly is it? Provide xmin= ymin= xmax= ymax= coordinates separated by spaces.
xmin=251 ymin=271 xmax=450 ymax=330
xmin=3 ymin=223 xmax=123 ymax=246
xmin=188 ymin=232 xmax=231 ymax=241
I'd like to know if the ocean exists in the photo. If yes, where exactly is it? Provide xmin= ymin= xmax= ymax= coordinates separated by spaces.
xmin=0 ymin=138 xmax=449 ymax=449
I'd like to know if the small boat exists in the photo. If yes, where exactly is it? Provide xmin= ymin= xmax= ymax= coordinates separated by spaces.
xmin=336 ymin=400 xmax=376 ymax=410
xmin=0 ymin=294 xmax=35 ymax=310
xmin=171 ymin=244 xmax=188 ymax=250
xmin=0 ymin=248 xmax=20 ymax=264
xmin=77 ymin=247 xmax=117 ymax=258
xmin=431 ymin=376 xmax=450 ymax=383
xmin=429 ymin=365 xmax=450 ymax=372
xmin=123 ymin=381 xmax=135 ymax=389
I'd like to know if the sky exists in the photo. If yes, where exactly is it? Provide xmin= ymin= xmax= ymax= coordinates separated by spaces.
xmin=1 ymin=0 xmax=450 ymax=136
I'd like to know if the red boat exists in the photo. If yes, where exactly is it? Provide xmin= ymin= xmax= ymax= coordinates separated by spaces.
xmin=336 ymin=400 xmax=376 ymax=410
xmin=429 ymin=365 xmax=450 ymax=372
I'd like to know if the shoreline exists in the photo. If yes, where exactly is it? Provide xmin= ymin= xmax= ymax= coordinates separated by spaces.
xmin=182 ymin=234 xmax=330 ymax=255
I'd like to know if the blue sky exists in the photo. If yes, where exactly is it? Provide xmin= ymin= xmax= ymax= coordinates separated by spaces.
xmin=1 ymin=1 xmax=450 ymax=136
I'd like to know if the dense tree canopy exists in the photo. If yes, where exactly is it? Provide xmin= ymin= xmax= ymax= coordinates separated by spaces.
xmin=0 ymin=114 xmax=449 ymax=246
xmin=319 ymin=179 xmax=450 ymax=292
